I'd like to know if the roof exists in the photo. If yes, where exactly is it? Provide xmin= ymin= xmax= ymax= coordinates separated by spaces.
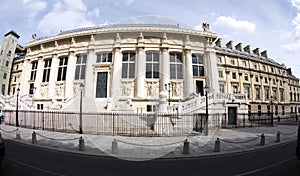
xmin=4 ymin=30 xmax=20 ymax=38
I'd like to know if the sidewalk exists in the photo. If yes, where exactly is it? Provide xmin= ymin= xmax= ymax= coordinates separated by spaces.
xmin=0 ymin=124 xmax=298 ymax=161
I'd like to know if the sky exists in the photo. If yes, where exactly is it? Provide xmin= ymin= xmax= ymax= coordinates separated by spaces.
xmin=0 ymin=0 xmax=300 ymax=78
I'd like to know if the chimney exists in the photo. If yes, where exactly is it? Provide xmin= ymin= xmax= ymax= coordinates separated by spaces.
xmin=235 ymin=43 xmax=242 ymax=51
xmin=261 ymin=50 xmax=268 ymax=58
xmin=226 ymin=40 xmax=233 ymax=49
xmin=215 ymin=38 xmax=222 ymax=47
xmin=243 ymin=45 xmax=251 ymax=53
xmin=253 ymin=48 xmax=260 ymax=56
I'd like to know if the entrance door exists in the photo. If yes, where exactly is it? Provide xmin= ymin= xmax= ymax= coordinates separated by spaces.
xmin=96 ymin=72 xmax=108 ymax=98
xmin=196 ymin=80 xmax=204 ymax=96
xmin=228 ymin=107 xmax=237 ymax=125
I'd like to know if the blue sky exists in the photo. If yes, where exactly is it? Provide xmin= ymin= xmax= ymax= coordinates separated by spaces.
xmin=1 ymin=0 xmax=300 ymax=77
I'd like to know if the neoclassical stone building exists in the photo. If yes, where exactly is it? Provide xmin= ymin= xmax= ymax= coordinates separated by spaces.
xmin=3 ymin=16 xmax=299 ymax=117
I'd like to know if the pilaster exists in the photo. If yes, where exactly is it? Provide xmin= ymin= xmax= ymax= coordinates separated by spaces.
xmin=184 ymin=49 xmax=193 ymax=97
xmin=135 ymin=47 xmax=146 ymax=98
xmin=65 ymin=51 xmax=77 ymax=98
xmin=160 ymin=47 xmax=170 ymax=91
xmin=85 ymin=49 xmax=96 ymax=98
xmin=48 ymin=54 xmax=59 ymax=98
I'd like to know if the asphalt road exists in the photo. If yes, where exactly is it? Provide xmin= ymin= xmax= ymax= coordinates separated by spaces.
xmin=0 ymin=139 xmax=299 ymax=176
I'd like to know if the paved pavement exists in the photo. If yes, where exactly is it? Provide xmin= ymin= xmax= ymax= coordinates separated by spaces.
xmin=0 ymin=123 xmax=298 ymax=161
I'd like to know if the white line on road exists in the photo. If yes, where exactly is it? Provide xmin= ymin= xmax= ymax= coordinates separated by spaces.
xmin=6 ymin=155 xmax=67 ymax=176
xmin=234 ymin=157 xmax=295 ymax=176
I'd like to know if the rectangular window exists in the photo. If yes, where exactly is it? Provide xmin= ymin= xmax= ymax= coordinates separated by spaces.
xmin=170 ymin=53 xmax=183 ymax=79
xmin=264 ymin=78 xmax=268 ymax=84
xmin=262 ymin=65 xmax=266 ymax=71
xmin=255 ymin=76 xmax=259 ymax=82
xmin=273 ymin=79 xmax=276 ymax=85
xmin=275 ymin=105 xmax=278 ymax=116
xmin=217 ymin=56 xmax=222 ymax=64
xmin=282 ymin=106 xmax=285 ymax=115
xmin=5 ymin=60 xmax=9 ymax=67
xmin=42 ymin=60 xmax=52 ymax=82
xmin=192 ymin=54 xmax=204 ymax=77
xmin=256 ymin=87 xmax=260 ymax=100
xmin=253 ymin=63 xmax=257 ymax=69
xmin=96 ymin=53 xmax=112 ymax=63
xmin=230 ymin=58 xmax=235 ymax=65
xmin=233 ymin=85 xmax=238 ymax=93
xmin=30 ymin=61 xmax=38 ymax=81
xmin=122 ymin=52 xmax=135 ymax=79
xmin=218 ymin=71 xmax=223 ymax=78
xmin=265 ymin=87 xmax=269 ymax=100
xmin=37 ymin=104 xmax=44 ymax=110
xmin=243 ymin=61 xmax=247 ymax=67
xmin=232 ymin=72 xmax=236 ymax=79
xmin=57 ymin=57 xmax=68 ymax=81
xmin=244 ymin=74 xmax=248 ymax=81
xmin=29 ymin=83 xmax=34 ymax=95
xmin=258 ymin=105 xmax=262 ymax=116
xmin=3 ymin=72 xmax=7 ymax=80
xmin=75 ymin=54 xmax=87 ymax=80
xmin=1 ymin=84 xmax=5 ymax=95
xmin=273 ymin=89 xmax=277 ymax=100
xmin=147 ymin=105 xmax=156 ymax=112
xmin=146 ymin=52 xmax=159 ymax=79
xmin=0 ymin=50 xmax=2 ymax=55
xmin=280 ymin=90 xmax=284 ymax=101
xmin=219 ymin=84 xmax=225 ymax=93
xmin=245 ymin=86 xmax=250 ymax=99
xmin=7 ymin=50 xmax=11 ymax=56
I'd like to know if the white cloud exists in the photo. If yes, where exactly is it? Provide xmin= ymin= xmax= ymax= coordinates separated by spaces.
xmin=88 ymin=7 xmax=100 ymax=18
xmin=290 ymin=0 xmax=300 ymax=10
xmin=126 ymin=0 xmax=135 ymax=5
xmin=282 ymin=1 xmax=300 ymax=52
xmin=23 ymin=0 xmax=47 ymax=21
xmin=213 ymin=16 xmax=256 ymax=34
xmin=37 ymin=0 xmax=95 ymax=35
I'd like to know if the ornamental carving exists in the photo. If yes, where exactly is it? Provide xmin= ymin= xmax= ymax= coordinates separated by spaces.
xmin=145 ymin=81 xmax=159 ymax=97
xmin=40 ymin=83 xmax=48 ymax=97
xmin=172 ymin=82 xmax=183 ymax=97
xmin=73 ymin=82 xmax=84 ymax=95
xmin=55 ymin=82 xmax=65 ymax=97
xmin=121 ymin=81 xmax=134 ymax=97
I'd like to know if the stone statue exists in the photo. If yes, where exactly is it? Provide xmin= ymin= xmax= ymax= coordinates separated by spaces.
xmin=202 ymin=23 xmax=210 ymax=31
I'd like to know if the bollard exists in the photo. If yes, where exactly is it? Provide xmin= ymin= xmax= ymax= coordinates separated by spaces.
xmin=79 ymin=137 xmax=85 ymax=151
xmin=32 ymin=131 xmax=37 ymax=144
xmin=16 ymin=129 xmax=21 ymax=140
xmin=214 ymin=138 xmax=221 ymax=152
xmin=112 ymin=139 xmax=118 ymax=154
xmin=276 ymin=131 xmax=280 ymax=143
xmin=182 ymin=139 xmax=189 ymax=154
xmin=260 ymin=133 xmax=265 ymax=146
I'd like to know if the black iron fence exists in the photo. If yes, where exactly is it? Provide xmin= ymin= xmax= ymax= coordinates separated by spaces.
xmin=2 ymin=110 xmax=297 ymax=137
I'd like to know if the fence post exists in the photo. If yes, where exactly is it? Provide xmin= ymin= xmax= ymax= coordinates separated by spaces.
xmin=214 ymin=138 xmax=221 ymax=152
xmin=182 ymin=139 xmax=189 ymax=154
xmin=276 ymin=131 xmax=280 ymax=143
xmin=16 ymin=129 xmax=21 ymax=140
xmin=79 ymin=136 xmax=85 ymax=151
xmin=260 ymin=133 xmax=265 ymax=146
xmin=112 ymin=139 xmax=118 ymax=154
xmin=32 ymin=131 xmax=37 ymax=144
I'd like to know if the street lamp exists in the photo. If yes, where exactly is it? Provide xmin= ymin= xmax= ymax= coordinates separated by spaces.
xmin=32 ymin=87 xmax=36 ymax=110
xmin=79 ymin=83 xmax=84 ymax=134
xmin=204 ymin=85 xmax=209 ymax=136
xmin=16 ymin=88 xmax=20 ymax=127
xmin=165 ymin=83 xmax=174 ymax=106
xmin=270 ymin=96 xmax=274 ymax=126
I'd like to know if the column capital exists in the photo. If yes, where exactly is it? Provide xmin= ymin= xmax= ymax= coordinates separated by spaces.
xmin=160 ymin=47 xmax=169 ymax=52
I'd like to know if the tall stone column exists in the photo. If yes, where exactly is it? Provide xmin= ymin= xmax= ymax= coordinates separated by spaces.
xmin=111 ymin=48 xmax=122 ymax=99
xmin=34 ymin=57 xmax=44 ymax=98
xmin=225 ymin=71 xmax=230 ymax=93
xmin=250 ymin=74 xmax=255 ymax=100
xmin=65 ymin=51 xmax=76 ymax=98
xmin=205 ymin=50 xmax=219 ymax=93
xmin=184 ymin=49 xmax=193 ymax=97
xmin=135 ymin=47 xmax=146 ymax=98
xmin=48 ymin=54 xmax=59 ymax=98
xmin=19 ymin=58 xmax=31 ymax=96
xmin=160 ymin=48 xmax=170 ymax=91
xmin=239 ymin=73 xmax=243 ymax=93
xmin=85 ymin=50 xmax=96 ymax=98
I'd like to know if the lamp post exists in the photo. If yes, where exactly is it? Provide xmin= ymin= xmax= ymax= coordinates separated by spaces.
xmin=165 ymin=83 xmax=174 ymax=106
xmin=79 ymin=83 xmax=84 ymax=134
xmin=204 ymin=85 xmax=209 ymax=136
xmin=32 ymin=87 xmax=36 ymax=110
xmin=270 ymin=96 xmax=274 ymax=126
xmin=16 ymin=88 xmax=20 ymax=127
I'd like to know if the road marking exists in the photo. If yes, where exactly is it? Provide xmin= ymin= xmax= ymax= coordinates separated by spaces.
xmin=234 ymin=157 xmax=296 ymax=176
xmin=6 ymin=155 xmax=67 ymax=176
